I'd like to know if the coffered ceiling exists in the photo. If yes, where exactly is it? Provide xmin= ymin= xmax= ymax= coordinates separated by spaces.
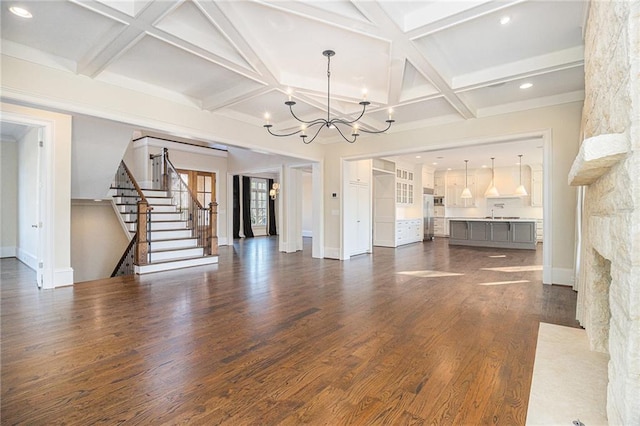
xmin=1 ymin=0 xmax=587 ymax=145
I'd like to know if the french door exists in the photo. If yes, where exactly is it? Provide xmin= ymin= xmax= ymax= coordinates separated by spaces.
xmin=176 ymin=169 xmax=216 ymax=207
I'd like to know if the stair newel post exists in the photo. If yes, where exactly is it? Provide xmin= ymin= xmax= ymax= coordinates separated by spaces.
xmin=209 ymin=202 xmax=218 ymax=256
xmin=135 ymin=200 xmax=150 ymax=265
xmin=162 ymin=148 xmax=170 ymax=195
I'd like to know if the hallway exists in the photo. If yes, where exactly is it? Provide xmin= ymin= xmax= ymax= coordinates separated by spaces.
xmin=1 ymin=238 xmax=580 ymax=424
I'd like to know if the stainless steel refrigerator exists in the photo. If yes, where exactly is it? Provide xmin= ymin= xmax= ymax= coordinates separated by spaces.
xmin=423 ymin=188 xmax=434 ymax=241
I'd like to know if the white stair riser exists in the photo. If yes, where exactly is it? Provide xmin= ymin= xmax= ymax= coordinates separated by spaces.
xmin=149 ymin=248 xmax=204 ymax=262
xmin=135 ymin=256 xmax=218 ymax=274
xmin=150 ymin=221 xmax=188 ymax=231
xmin=149 ymin=229 xmax=193 ymax=239
xmin=148 ymin=205 xmax=178 ymax=213
xmin=122 ymin=212 xmax=183 ymax=222
xmin=146 ymin=197 xmax=173 ymax=205
xmin=141 ymin=189 xmax=168 ymax=197
xmin=150 ymin=239 xmax=198 ymax=250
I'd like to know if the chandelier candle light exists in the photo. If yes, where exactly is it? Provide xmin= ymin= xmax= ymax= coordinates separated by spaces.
xmin=263 ymin=50 xmax=395 ymax=144
xmin=515 ymin=154 xmax=528 ymax=196
xmin=485 ymin=157 xmax=500 ymax=197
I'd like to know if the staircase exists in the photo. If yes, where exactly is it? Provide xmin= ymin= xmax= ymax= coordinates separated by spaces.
xmin=111 ymin=152 xmax=218 ymax=276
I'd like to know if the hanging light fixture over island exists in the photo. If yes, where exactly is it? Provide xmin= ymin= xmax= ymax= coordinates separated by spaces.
xmin=485 ymin=157 xmax=500 ymax=197
xmin=515 ymin=154 xmax=528 ymax=196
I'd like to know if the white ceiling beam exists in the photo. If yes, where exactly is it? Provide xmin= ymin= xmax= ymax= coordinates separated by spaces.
xmin=406 ymin=0 xmax=526 ymax=39
xmin=252 ymin=1 xmax=380 ymax=38
xmin=476 ymin=90 xmax=585 ymax=118
xmin=453 ymin=47 xmax=584 ymax=91
xmin=352 ymin=2 xmax=476 ymax=119
xmin=202 ymin=85 xmax=271 ymax=111
xmin=404 ymin=0 xmax=493 ymax=33
xmin=199 ymin=1 xmax=279 ymax=86
xmin=75 ymin=0 xmax=180 ymax=77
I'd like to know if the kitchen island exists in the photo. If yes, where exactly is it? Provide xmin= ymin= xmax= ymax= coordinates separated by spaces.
xmin=448 ymin=218 xmax=537 ymax=250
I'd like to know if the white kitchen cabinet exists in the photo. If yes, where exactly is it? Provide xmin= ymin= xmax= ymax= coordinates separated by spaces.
xmin=434 ymin=218 xmax=445 ymax=236
xmin=446 ymin=175 xmax=476 ymax=207
xmin=422 ymin=167 xmax=435 ymax=189
xmin=434 ymin=172 xmax=446 ymax=197
xmin=396 ymin=167 xmax=414 ymax=204
xmin=536 ymin=219 xmax=543 ymax=242
xmin=396 ymin=219 xmax=422 ymax=246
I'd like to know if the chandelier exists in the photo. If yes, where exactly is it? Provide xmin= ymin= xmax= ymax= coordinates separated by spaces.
xmin=263 ymin=50 xmax=395 ymax=144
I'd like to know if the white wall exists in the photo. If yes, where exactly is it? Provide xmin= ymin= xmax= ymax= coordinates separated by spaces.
xmin=71 ymin=200 xmax=128 ymax=282
xmin=17 ymin=127 xmax=39 ymax=269
xmin=1 ymin=140 xmax=18 ymax=257
xmin=72 ymin=115 xmax=135 ymax=199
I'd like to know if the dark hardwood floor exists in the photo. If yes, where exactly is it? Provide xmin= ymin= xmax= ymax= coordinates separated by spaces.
xmin=1 ymin=237 xmax=579 ymax=425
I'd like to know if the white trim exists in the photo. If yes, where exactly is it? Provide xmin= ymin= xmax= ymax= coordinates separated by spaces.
xmin=302 ymin=230 xmax=313 ymax=237
xmin=54 ymin=268 xmax=74 ymax=287
xmin=2 ymin=107 xmax=56 ymax=289
xmin=311 ymin=161 xmax=324 ymax=259
xmin=551 ymin=267 xmax=575 ymax=286
xmin=0 ymin=246 xmax=17 ymax=258
xmin=323 ymin=247 xmax=341 ymax=259
xmin=137 ymin=136 xmax=228 ymax=158
xmin=542 ymin=129 xmax=553 ymax=285
xmin=16 ymin=247 xmax=37 ymax=270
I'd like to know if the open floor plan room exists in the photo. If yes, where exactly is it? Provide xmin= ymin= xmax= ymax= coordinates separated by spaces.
xmin=1 ymin=238 xmax=582 ymax=424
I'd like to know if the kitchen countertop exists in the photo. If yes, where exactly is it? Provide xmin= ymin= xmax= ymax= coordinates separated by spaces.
xmin=448 ymin=217 xmax=537 ymax=222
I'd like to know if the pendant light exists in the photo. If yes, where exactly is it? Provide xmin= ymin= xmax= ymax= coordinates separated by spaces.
xmin=485 ymin=157 xmax=500 ymax=197
xmin=515 ymin=154 xmax=528 ymax=196
xmin=461 ymin=160 xmax=472 ymax=199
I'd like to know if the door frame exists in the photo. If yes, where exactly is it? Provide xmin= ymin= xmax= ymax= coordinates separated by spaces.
xmin=2 ymin=111 xmax=52 ymax=288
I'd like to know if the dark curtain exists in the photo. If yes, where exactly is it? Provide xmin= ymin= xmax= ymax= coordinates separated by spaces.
xmin=267 ymin=178 xmax=277 ymax=236
xmin=242 ymin=176 xmax=254 ymax=238
xmin=232 ymin=175 xmax=240 ymax=239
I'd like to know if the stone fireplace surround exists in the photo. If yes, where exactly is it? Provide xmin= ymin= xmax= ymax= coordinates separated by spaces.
xmin=569 ymin=1 xmax=639 ymax=424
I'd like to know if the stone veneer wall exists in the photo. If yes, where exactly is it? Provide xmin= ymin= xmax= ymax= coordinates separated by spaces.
xmin=577 ymin=1 xmax=639 ymax=425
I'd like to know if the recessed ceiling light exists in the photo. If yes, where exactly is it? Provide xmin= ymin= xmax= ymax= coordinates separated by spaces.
xmin=432 ymin=162 xmax=438 ymax=165
xmin=500 ymin=16 xmax=511 ymax=25
xmin=9 ymin=6 xmax=32 ymax=18
xmin=447 ymin=168 xmax=452 ymax=171
xmin=482 ymin=165 xmax=488 ymax=168
xmin=415 ymin=155 xmax=421 ymax=159
xmin=520 ymin=83 xmax=533 ymax=89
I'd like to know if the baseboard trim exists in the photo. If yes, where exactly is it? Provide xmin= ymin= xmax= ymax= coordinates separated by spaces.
xmin=323 ymin=247 xmax=340 ymax=260
xmin=302 ymin=230 xmax=313 ymax=238
xmin=552 ymin=267 xmax=575 ymax=286
xmin=16 ymin=248 xmax=37 ymax=270
xmin=54 ymin=268 xmax=74 ymax=287
xmin=1 ymin=246 xmax=17 ymax=258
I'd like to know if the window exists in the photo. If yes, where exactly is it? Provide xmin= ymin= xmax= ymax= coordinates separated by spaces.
xmin=250 ymin=178 xmax=268 ymax=226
